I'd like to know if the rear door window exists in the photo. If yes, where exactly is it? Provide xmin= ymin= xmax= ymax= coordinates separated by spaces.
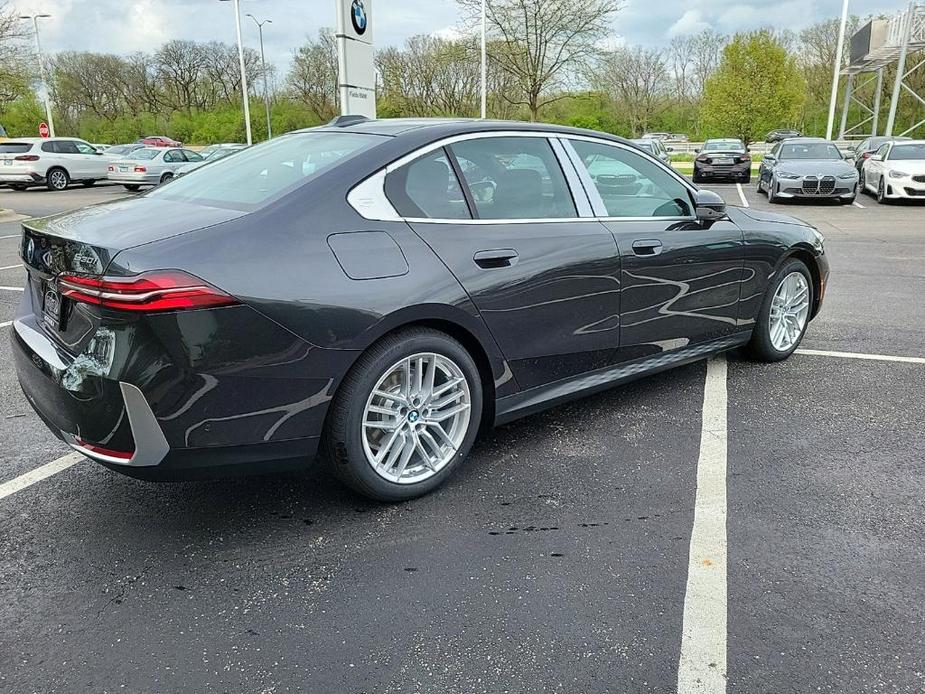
xmin=55 ymin=141 xmax=80 ymax=154
xmin=447 ymin=137 xmax=576 ymax=219
xmin=385 ymin=150 xmax=470 ymax=219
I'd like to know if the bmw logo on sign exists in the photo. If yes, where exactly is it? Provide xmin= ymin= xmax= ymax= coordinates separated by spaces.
xmin=351 ymin=0 xmax=367 ymax=35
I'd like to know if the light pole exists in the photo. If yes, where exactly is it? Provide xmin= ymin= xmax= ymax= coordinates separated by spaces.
xmin=480 ymin=0 xmax=487 ymax=119
xmin=19 ymin=13 xmax=55 ymax=137
xmin=246 ymin=14 xmax=273 ymax=140
xmin=219 ymin=0 xmax=253 ymax=145
xmin=825 ymin=0 xmax=850 ymax=140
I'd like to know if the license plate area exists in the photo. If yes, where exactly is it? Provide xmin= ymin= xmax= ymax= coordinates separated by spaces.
xmin=42 ymin=283 xmax=65 ymax=331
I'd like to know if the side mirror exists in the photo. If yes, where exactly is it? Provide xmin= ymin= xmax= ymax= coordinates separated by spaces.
xmin=667 ymin=146 xmax=674 ymax=152
xmin=693 ymin=189 xmax=726 ymax=222
xmin=694 ymin=148 xmax=701 ymax=153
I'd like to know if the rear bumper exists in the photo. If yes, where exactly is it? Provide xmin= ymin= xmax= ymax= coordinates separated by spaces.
xmin=0 ymin=172 xmax=42 ymax=184
xmin=11 ymin=294 xmax=345 ymax=480
xmin=694 ymin=163 xmax=750 ymax=179
xmin=107 ymin=173 xmax=159 ymax=185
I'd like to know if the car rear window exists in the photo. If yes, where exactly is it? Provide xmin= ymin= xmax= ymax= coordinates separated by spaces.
xmin=130 ymin=149 xmax=160 ymax=160
xmin=0 ymin=143 xmax=33 ymax=153
xmin=146 ymin=131 xmax=385 ymax=211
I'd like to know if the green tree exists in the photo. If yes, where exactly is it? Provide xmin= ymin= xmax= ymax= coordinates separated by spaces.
xmin=701 ymin=30 xmax=805 ymax=143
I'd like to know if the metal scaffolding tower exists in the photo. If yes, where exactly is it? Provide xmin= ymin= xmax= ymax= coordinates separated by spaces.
xmin=838 ymin=2 xmax=925 ymax=139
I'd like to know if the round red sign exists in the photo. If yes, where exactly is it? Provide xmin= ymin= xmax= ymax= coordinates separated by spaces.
xmin=38 ymin=122 xmax=49 ymax=138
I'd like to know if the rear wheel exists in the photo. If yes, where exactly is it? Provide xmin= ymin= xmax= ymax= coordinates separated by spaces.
xmin=323 ymin=328 xmax=483 ymax=501
xmin=46 ymin=168 xmax=69 ymax=191
xmin=123 ymin=184 xmax=141 ymax=192
xmin=746 ymin=258 xmax=813 ymax=362
xmin=159 ymin=172 xmax=173 ymax=184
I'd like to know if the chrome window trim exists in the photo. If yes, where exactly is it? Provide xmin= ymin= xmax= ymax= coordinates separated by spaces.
xmin=347 ymin=129 xmax=698 ymax=224
xmin=560 ymin=135 xmax=698 ymax=222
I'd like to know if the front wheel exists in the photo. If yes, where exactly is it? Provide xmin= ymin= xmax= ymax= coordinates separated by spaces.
xmin=745 ymin=259 xmax=813 ymax=362
xmin=123 ymin=184 xmax=141 ymax=192
xmin=877 ymin=177 xmax=889 ymax=204
xmin=323 ymin=328 xmax=483 ymax=501
xmin=767 ymin=177 xmax=781 ymax=203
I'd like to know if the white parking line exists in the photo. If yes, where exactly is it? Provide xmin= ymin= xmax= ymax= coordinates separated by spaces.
xmin=677 ymin=355 xmax=728 ymax=693
xmin=796 ymin=348 xmax=924 ymax=365
xmin=852 ymin=200 xmax=866 ymax=208
xmin=0 ymin=320 xmax=10 ymax=328
xmin=0 ymin=234 xmax=19 ymax=240
xmin=0 ymin=453 xmax=82 ymax=501
xmin=0 ymin=264 xmax=22 ymax=271
xmin=735 ymin=183 xmax=749 ymax=207
xmin=0 ymin=285 xmax=23 ymax=291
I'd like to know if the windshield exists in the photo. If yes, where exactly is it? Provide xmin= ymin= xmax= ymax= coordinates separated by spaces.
xmin=703 ymin=140 xmax=744 ymax=152
xmin=888 ymin=144 xmax=925 ymax=161
xmin=146 ymin=131 xmax=385 ymax=210
xmin=779 ymin=143 xmax=842 ymax=160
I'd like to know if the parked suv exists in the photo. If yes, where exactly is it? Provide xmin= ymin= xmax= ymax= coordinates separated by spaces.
xmin=0 ymin=137 xmax=110 ymax=191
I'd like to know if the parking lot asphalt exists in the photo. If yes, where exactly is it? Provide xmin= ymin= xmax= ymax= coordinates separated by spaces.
xmin=0 ymin=182 xmax=922 ymax=693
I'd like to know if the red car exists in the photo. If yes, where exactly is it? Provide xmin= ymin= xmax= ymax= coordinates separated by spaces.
xmin=137 ymin=135 xmax=182 ymax=148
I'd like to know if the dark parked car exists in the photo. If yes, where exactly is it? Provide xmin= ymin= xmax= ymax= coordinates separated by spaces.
xmin=757 ymin=137 xmax=859 ymax=204
xmin=693 ymin=139 xmax=751 ymax=183
xmin=13 ymin=118 xmax=828 ymax=501
xmin=766 ymin=129 xmax=802 ymax=143
xmin=851 ymin=135 xmax=911 ymax=172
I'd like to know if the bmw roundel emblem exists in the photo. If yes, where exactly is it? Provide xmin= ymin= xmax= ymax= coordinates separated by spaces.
xmin=351 ymin=0 xmax=367 ymax=35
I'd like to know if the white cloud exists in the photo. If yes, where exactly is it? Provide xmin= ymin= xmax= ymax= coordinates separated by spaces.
xmin=667 ymin=10 xmax=710 ymax=38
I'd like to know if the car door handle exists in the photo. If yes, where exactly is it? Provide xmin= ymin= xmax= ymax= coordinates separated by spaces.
xmin=474 ymin=249 xmax=519 ymax=269
xmin=631 ymin=240 xmax=663 ymax=256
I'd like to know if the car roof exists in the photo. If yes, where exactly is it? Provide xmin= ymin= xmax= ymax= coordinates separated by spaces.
xmin=4 ymin=137 xmax=84 ymax=143
xmin=779 ymin=137 xmax=833 ymax=144
xmin=704 ymin=138 xmax=744 ymax=144
xmin=300 ymin=117 xmax=632 ymax=146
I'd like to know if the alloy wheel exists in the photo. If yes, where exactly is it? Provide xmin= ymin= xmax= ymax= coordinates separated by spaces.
xmin=768 ymin=272 xmax=810 ymax=352
xmin=49 ymin=170 xmax=67 ymax=190
xmin=361 ymin=352 xmax=472 ymax=485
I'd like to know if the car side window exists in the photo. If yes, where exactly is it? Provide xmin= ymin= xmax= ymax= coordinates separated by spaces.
xmin=878 ymin=144 xmax=891 ymax=159
xmin=568 ymin=139 xmax=692 ymax=218
xmin=385 ymin=149 xmax=471 ymax=220
xmin=74 ymin=141 xmax=97 ymax=154
xmin=163 ymin=149 xmax=183 ymax=163
xmin=55 ymin=141 xmax=80 ymax=154
xmin=40 ymin=141 xmax=57 ymax=153
xmin=182 ymin=150 xmax=203 ymax=162
xmin=447 ymin=137 xmax=577 ymax=220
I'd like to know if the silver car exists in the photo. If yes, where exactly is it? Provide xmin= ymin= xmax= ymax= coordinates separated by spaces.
xmin=175 ymin=144 xmax=247 ymax=176
xmin=631 ymin=138 xmax=672 ymax=165
xmin=107 ymin=147 xmax=203 ymax=190
xmin=757 ymin=137 xmax=859 ymax=204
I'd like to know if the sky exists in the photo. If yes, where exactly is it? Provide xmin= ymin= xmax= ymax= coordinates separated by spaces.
xmin=13 ymin=0 xmax=908 ymax=74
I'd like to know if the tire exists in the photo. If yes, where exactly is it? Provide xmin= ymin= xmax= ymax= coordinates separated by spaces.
xmin=692 ymin=171 xmax=702 ymax=184
xmin=46 ymin=168 xmax=69 ymax=191
xmin=322 ymin=328 xmax=484 ymax=501
xmin=745 ymin=258 xmax=813 ymax=362
xmin=877 ymin=177 xmax=889 ymax=204
xmin=81 ymin=179 xmax=96 ymax=187
xmin=756 ymin=177 xmax=766 ymax=195
xmin=123 ymin=184 xmax=141 ymax=192
xmin=861 ymin=171 xmax=872 ymax=196
xmin=767 ymin=177 xmax=780 ymax=203
xmin=10 ymin=184 xmax=27 ymax=191
xmin=741 ymin=173 xmax=751 ymax=184
xmin=159 ymin=172 xmax=173 ymax=184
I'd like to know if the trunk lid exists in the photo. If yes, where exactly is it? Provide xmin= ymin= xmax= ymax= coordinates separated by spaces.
xmin=19 ymin=196 xmax=246 ymax=350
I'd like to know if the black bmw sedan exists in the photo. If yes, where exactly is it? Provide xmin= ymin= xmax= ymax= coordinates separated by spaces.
xmin=13 ymin=118 xmax=828 ymax=500
xmin=693 ymin=139 xmax=752 ymax=183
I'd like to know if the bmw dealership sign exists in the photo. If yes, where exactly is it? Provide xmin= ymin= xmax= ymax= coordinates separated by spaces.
xmin=336 ymin=0 xmax=376 ymax=118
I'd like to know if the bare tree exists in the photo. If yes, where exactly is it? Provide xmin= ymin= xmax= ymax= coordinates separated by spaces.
xmin=689 ymin=29 xmax=727 ymax=99
xmin=287 ymin=29 xmax=338 ymax=121
xmin=0 ymin=1 xmax=30 ymax=107
xmin=591 ymin=46 xmax=669 ymax=135
xmin=458 ymin=0 xmax=623 ymax=120
xmin=666 ymin=35 xmax=695 ymax=103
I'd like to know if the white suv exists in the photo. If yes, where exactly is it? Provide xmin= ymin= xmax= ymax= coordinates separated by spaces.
xmin=0 ymin=137 xmax=111 ymax=191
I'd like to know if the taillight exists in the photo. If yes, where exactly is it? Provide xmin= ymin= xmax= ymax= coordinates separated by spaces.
xmin=134 ymin=165 xmax=147 ymax=173
xmin=57 ymin=270 xmax=239 ymax=312
xmin=739 ymin=155 xmax=751 ymax=163
xmin=15 ymin=154 xmax=40 ymax=161
xmin=107 ymin=165 xmax=114 ymax=171
xmin=696 ymin=155 xmax=709 ymax=163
